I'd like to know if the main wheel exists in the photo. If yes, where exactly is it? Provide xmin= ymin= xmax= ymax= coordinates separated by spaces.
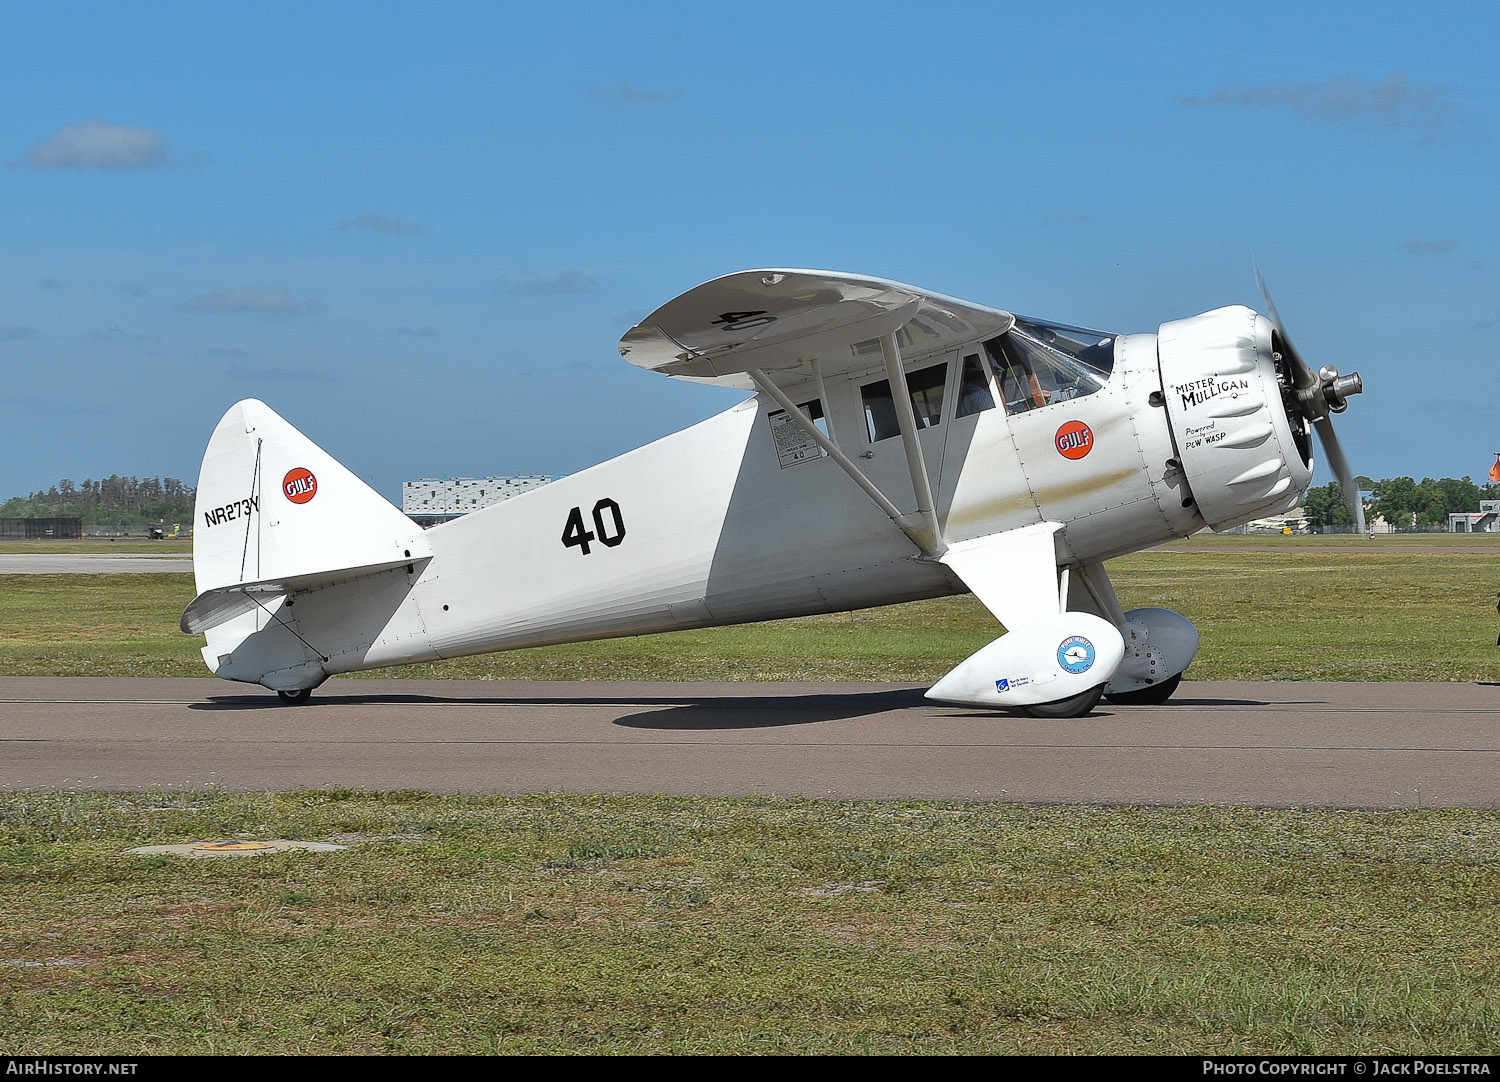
xmin=1022 ymin=684 xmax=1104 ymax=718
xmin=276 ymin=688 xmax=312 ymax=706
xmin=1103 ymin=672 xmax=1183 ymax=706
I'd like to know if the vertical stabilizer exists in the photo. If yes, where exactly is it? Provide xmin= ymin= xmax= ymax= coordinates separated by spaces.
xmin=184 ymin=400 xmax=435 ymax=690
xmin=191 ymin=399 xmax=431 ymax=596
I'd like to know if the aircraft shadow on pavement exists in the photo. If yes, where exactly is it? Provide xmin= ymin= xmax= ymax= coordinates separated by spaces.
xmin=611 ymin=688 xmax=930 ymax=730
xmin=191 ymin=687 xmax=930 ymax=728
xmin=621 ymin=691 xmax=1308 ymax=727
xmin=187 ymin=693 xmax=696 ymax=708
xmin=190 ymin=691 xmax=1296 ymax=720
xmin=919 ymin=696 xmax=1293 ymax=721
xmin=1168 ymin=697 xmax=1303 ymax=707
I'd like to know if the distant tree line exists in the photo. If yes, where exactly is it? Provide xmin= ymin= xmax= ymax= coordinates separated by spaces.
xmin=0 ymin=476 xmax=196 ymax=531
xmin=1302 ymin=476 xmax=1500 ymax=531
xmin=3 ymin=473 xmax=1494 ymax=534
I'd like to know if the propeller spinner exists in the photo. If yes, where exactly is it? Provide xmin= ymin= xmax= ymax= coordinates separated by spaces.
xmin=1254 ymin=266 xmax=1367 ymax=534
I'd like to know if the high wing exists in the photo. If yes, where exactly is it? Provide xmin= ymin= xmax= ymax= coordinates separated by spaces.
xmin=618 ymin=269 xmax=1014 ymax=390
xmin=620 ymin=270 xmax=1135 ymax=711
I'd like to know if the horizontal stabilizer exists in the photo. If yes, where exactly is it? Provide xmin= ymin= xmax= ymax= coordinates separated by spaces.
xmin=180 ymin=557 xmax=421 ymax=634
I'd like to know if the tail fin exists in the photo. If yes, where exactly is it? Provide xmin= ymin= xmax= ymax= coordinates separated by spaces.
xmin=182 ymin=399 xmax=431 ymax=633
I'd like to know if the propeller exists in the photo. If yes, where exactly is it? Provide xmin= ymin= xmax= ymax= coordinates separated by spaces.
xmin=1254 ymin=263 xmax=1367 ymax=534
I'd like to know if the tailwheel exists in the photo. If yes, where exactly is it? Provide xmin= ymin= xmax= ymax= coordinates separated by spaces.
xmin=276 ymin=688 xmax=312 ymax=706
xmin=1022 ymin=684 xmax=1104 ymax=719
xmin=1103 ymin=672 xmax=1183 ymax=706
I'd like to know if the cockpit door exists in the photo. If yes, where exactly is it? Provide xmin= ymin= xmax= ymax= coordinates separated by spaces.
xmin=846 ymin=350 xmax=953 ymax=517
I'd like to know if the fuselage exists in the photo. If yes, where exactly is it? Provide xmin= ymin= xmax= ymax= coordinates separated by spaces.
xmin=320 ymin=325 xmax=1201 ymax=672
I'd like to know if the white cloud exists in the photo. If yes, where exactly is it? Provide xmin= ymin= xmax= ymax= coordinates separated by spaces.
xmin=178 ymin=287 xmax=327 ymax=316
xmin=338 ymin=213 xmax=429 ymax=235
xmin=1040 ymin=213 xmax=1093 ymax=228
xmin=0 ymin=391 xmax=113 ymax=416
xmin=86 ymin=327 xmax=160 ymax=345
xmin=225 ymin=362 xmax=336 ymax=383
xmin=18 ymin=118 xmax=201 ymax=170
xmin=590 ymin=79 xmax=683 ymax=104
xmin=501 ymin=270 xmax=601 ymax=296
xmin=1178 ymin=72 xmax=1455 ymax=138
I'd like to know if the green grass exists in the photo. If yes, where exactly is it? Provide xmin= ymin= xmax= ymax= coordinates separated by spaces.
xmin=0 ymin=575 xmax=200 ymax=678
xmin=1167 ymin=532 xmax=1500 ymax=549
xmin=4 ymin=536 xmax=1500 ymax=681
xmin=2 ymin=791 xmax=1498 ymax=1055
xmin=0 ymin=539 xmax=192 ymax=554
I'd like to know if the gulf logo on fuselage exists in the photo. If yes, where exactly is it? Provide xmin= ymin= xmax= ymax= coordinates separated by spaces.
xmin=283 ymin=467 xmax=317 ymax=504
xmin=1055 ymin=420 xmax=1093 ymax=460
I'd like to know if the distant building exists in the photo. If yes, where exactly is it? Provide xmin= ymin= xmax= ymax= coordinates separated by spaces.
xmin=402 ymin=476 xmax=556 ymax=527
xmin=0 ymin=517 xmax=82 ymax=539
xmin=1449 ymin=500 xmax=1500 ymax=533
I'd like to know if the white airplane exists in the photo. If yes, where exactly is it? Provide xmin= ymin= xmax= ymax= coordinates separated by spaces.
xmin=181 ymin=268 xmax=1364 ymax=716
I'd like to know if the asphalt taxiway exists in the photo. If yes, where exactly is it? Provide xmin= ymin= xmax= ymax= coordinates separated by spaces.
xmin=1 ymin=676 xmax=1495 ymax=807
xmin=0 ymin=553 xmax=193 ymax=574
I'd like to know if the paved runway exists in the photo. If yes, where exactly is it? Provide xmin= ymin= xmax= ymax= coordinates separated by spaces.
xmin=0 ymin=553 xmax=192 ymax=573
xmin=2 ymin=677 xmax=1497 ymax=807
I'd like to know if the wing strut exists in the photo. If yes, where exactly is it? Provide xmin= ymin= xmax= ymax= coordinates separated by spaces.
xmin=878 ymin=332 xmax=943 ymax=555
xmin=747 ymin=366 xmax=943 ymax=558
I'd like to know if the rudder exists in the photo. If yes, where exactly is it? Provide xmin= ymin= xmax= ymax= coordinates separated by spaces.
xmin=190 ymin=398 xmax=430 ymax=598
xmin=183 ymin=400 xmax=433 ymax=688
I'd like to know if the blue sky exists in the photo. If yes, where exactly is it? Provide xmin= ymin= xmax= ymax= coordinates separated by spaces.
xmin=1 ymin=0 xmax=1496 ymax=503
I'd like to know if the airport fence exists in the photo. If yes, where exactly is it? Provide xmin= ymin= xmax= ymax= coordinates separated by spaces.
xmin=0 ymin=517 xmax=82 ymax=539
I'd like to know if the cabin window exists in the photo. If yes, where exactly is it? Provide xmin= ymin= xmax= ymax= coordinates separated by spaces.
xmin=907 ymin=363 xmax=945 ymax=428
xmin=861 ymin=361 xmax=948 ymax=442
xmin=985 ymin=317 xmax=1115 ymax=415
xmin=955 ymin=353 xmax=996 ymax=418
xmin=800 ymin=398 xmax=829 ymax=439
xmin=862 ymin=380 xmax=898 ymax=442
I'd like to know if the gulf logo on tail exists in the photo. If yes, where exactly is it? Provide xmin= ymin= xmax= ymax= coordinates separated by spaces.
xmin=283 ymin=467 xmax=317 ymax=504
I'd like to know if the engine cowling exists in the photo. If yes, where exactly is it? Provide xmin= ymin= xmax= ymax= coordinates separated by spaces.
xmin=1156 ymin=306 xmax=1313 ymax=532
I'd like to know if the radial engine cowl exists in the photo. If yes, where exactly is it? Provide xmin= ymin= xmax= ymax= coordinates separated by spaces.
xmin=1156 ymin=306 xmax=1314 ymax=532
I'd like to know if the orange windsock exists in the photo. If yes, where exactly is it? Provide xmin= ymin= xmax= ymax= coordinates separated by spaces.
xmin=1490 ymin=454 xmax=1500 ymax=483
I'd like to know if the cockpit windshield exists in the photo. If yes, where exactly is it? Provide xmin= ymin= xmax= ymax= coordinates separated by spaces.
xmin=984 ymin=316 xmax=1116 ymax=415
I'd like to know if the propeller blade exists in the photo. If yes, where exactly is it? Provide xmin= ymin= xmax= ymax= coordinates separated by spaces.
xmin=1256 ymin=261 xmax=1366 ymax=536
xmin=1254 ymin=260 xmax=1318 ymax=393
xmin=1314 ymin=416 xmax=1367 ymax=535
